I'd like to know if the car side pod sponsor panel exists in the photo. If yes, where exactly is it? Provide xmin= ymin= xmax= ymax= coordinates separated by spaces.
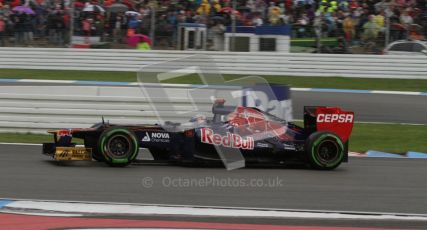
xmin=201 ymin=128 xmax=254 ymax=150
xmin=315 ymin=107 xmax=354 ymax=142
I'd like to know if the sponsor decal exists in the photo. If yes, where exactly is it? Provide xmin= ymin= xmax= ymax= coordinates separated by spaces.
xmin=283 ymin=143 xmax=296 ymax=151
xmin=142 ymin=132 xmax=151 ymax=142
xmin=59 ymin=150 xmax=86 ymax=158
xmin=142 ymin=132 xmax=170 ymax=143
xmin=316 ymin=114 xmax=354 ymax=123
xmin=315 ymin=107 xmax=355 ymax=142
xmin=54 ymin=147 xmax=92 ymax=161
xmin=201 ymin=128 xmax=254 ymax=150
xmin=152 ymin=132 xmax=170 ymax=139
xmin=256 ymin=143 xmax=269 ymax=148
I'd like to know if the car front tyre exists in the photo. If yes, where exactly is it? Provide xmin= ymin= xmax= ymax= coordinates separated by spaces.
xmin=98 ymin=127 xmax=139 ymax=167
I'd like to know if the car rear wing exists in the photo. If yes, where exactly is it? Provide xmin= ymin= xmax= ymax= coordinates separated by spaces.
xmin=304 ymin=106 xmax=354 ymax=142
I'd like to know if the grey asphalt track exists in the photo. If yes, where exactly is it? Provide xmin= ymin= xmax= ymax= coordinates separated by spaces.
xmin=2 ymin=81 xmax=427 ymax=124
xmin=1 ymin=144 xmax=426 ymax=215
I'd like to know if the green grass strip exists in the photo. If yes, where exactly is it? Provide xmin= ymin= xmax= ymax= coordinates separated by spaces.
xmin=0 ymin=133 xmax=54 ymax=144
xmin=350 ymin=123 xmax=427 ymax=154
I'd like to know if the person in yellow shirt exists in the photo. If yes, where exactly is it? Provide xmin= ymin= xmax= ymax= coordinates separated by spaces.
xmin=317 ymin=0 xmax=328 ymax=14
xmin=269 ymin=6 xmax=281 ymax=25
xmin=374 ymin=12 xmax=385 ymax=32
xmin=212 ymin=0 xmax=222 ymax=14
xmin=197 ymin=0 xmax=211 ymax=15
xmin=342 ymin=15 xmax=355 ymax=43
xmin=328 ymin=1 xmax=338 ymax=13
xmin=363 ymin=15 xmax=380 ymax=41
xmin=137 ymin=42 xmax=151 ymax=50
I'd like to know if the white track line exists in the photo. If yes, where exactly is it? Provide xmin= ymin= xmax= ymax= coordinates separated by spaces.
xmin=1 ymin=198 xmax=427 ymax=221
xmin=369 ymin=90 xmax=423 ymax=95
xmin=0 ymin=142 xmax=41 ymax=146
xmin=18 ymin=79 xmax=77 ymax=84
xmin=290 ymin=88 xmax=312 ymax=91
xmin=1 ymin=210 xmax=84 ymax=217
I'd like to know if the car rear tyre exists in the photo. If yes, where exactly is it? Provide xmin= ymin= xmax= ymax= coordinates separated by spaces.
xmin=306 ymin=132 xmax=345 ymax=170
xmin=98 ymin=127 xmax=139 ymax=167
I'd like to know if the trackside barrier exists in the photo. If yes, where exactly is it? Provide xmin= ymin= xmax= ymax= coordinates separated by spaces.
xmin=0 ymin=85 xmax=226 ymax=133
xmin=0 ymin=48 xmax=427 ymax=79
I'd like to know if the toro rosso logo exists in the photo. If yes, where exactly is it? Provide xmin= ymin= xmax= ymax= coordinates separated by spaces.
xmin=58 ymin=129 xmax=72 ymax=137
xmin=201 ymin=128 xmax=254 ymax=150
xmin=317 ymin=114 xmax=354 ymax=123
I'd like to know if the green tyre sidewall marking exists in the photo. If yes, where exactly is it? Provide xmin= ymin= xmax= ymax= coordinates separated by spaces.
xmin=100 ymin=128 xmax=139 ymax=165
xmin=311 ymin=133 xmax=344 ymax=168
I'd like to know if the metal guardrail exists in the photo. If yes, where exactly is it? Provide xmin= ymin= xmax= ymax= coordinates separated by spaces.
xmin=0 ymin=85 xmax=236 ymax=133
xmin=0 ymin=48 xmax=426 ymax=79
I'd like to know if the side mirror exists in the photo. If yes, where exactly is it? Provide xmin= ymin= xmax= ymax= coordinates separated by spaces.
xmin=421 ymin=50 xmax=427 ymax=55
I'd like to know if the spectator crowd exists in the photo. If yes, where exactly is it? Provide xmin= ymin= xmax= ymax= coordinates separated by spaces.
xmin=0 ymin=0 xmax=426 ymax=49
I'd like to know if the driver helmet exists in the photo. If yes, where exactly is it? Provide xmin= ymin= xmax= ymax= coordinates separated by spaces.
xmin=189 ymin=114 xmax=207 ymax=124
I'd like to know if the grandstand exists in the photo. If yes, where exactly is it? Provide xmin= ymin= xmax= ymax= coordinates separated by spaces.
xmin=0 ymin=0 xmax=425 ymax=53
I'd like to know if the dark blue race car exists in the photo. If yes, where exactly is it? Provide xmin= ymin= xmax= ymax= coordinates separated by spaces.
xmin=42 ymin=99 xmax=354 ymax=170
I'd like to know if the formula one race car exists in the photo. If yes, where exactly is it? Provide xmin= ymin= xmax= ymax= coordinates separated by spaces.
xmin=42 ymin=99 xmax=354 ymax=170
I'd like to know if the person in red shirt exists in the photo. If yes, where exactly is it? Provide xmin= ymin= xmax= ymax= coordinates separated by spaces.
xmin=82 ymin=18 xmax=91 ymax=36
xmin=0 ymin=16 xmax=6 ymax=46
